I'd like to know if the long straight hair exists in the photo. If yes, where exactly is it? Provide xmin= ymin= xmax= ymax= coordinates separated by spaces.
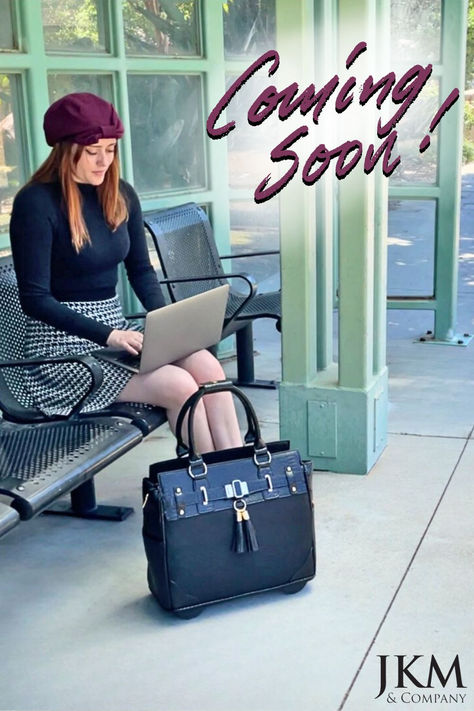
xmin=29 ymin=142 xmax=128 ymax=252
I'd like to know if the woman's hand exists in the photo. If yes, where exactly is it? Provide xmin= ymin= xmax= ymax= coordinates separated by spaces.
xmin=106 ymin=329 xmax=144 ymax=354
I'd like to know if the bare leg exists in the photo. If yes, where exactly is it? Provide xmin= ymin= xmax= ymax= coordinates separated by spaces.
xmin=115 ymin=364 xmax=214 ymax=453
xmin=173 ymin=350 xmax=242 ymax=450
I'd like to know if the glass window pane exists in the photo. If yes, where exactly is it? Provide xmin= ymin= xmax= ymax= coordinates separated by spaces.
xmin=0 ymin=75 xmax=26 ymax=233
xmin=127 ymin=74 xmax=206 ymax=195
xmin=47 ymin=74 xmax=113 ymax=104
xmin=387 ymin=200 xmax=436 ymax=297
xmin=391 ymin=0 xmax=441 ymax=64
xmin=225 ymin=72 xmax=277 ymax=190
xmin=0 ymin=0 xmax=15 ymax=50
xmin=223 ymin=0 xmax=275 ymax=60
xmin=123 ymin=0 xmax=201 ymax=57
xmin=390 ymin=79 xmax=439 ymax=186
xmin=230 ymin=200 xmax=280 ymax=289
xmin=42 ymin=0 xmax=108 ymax=53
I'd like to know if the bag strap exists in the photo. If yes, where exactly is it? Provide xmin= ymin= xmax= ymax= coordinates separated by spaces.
xmin=175 ymin=380 xmax=268 ymax=475
xmin=175 ymin=380 xmax=258 ymax=455
xmin=175 ymin=380 xmax=263 ymax=454
xmin=175 ymin=384 xmax=227 ymax=456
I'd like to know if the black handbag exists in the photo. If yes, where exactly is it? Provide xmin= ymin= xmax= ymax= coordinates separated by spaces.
xmin=142 ymin=380 xmax=316 ymax=618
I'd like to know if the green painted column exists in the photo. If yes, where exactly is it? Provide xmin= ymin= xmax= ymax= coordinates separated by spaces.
xmin=276 ymin=0 xmax=318 ymax=387
xmin=433 ymin=0 xmax=467 ymax=341
xmin=279 ymin=0 xmax=388 ymax=475
xmin=203 ymin=0 xmax=233 ymax=357
xmin=109 ymin=0 xmax=134 ymax=185
xmin=108 ymin=0 xmax=136 ymax=315
xmin=373 ymin=0 xmax=389 ymax=376
xmin=314 ymin=0 xmax=337 ymax=372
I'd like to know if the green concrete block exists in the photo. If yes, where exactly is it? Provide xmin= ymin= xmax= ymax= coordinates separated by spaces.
xmin=279 ymin=368 xmax=388 ymax=475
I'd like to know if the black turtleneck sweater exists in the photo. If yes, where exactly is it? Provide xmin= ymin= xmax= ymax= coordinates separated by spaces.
xmin=9 ymin=179 xmax=165 ymax=346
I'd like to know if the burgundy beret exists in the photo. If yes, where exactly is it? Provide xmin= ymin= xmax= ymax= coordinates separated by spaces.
xmin=43 ymin=92 xmax=124 ymax=147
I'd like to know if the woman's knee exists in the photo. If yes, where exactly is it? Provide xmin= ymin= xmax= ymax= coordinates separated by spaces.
xmin=147 ymin=365 xmax=199 ymax=409
xmin=179 ymin=349 xmax=226 ymax=383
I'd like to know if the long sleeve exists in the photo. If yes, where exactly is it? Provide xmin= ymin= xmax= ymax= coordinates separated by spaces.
xmin=122 ymin=182 xmax=166 ymax=311
xmin=10 ymin=184 xmax=113 ymax=346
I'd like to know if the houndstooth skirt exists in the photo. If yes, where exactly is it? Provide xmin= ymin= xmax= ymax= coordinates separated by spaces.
xmin=23 ymin=296 xmax=142 ymax=417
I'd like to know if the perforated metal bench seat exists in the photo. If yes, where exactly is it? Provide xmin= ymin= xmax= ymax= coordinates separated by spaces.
xmin=0 ymin=417 xmax=142 ymax=520
xmin=0 ymin=500 xmax=20 ymax=536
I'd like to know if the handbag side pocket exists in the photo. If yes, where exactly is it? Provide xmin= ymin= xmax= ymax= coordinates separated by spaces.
xmin=142 ymin=478 xmax=173 ymax=610
xmin=142 ymin=479 xmax=163 ymax=542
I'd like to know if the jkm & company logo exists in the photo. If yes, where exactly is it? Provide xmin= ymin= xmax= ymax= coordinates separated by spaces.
xmin=375 ymin=655 xmax=467 ymax=704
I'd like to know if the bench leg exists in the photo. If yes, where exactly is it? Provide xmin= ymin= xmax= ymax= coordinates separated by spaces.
xmin=42 ymin=479 xmax=134 ymax=521
xmin=234 ymin=323 xmax=277 ymax=390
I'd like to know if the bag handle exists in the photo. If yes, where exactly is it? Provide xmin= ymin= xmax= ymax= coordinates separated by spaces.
xmin=175 ymin=380 xmax=263 ymax=455
xmin=175 ymin=380 xmax=270 ymax=477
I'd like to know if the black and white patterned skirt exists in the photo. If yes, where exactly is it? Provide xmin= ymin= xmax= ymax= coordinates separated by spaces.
xmin=23 ymin=296 xmax=142 ymax=417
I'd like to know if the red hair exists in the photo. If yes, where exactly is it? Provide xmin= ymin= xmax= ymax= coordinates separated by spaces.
xmin=30 ymin=142 xmax=128 ymax=252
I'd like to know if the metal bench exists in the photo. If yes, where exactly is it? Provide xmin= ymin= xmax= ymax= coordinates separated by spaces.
xmin=0 ymin=254 xmax=166 ymax=535
xmin=145 ymin=202 xmax=281 ymax=389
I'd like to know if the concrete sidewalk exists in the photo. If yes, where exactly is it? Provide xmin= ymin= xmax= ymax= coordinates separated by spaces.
xmin=0 ymin=179 xmax=473 ymax=711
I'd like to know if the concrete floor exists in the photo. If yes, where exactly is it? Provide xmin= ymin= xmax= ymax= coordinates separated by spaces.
xmin=0 ymin=177 xmax=473 ymax=711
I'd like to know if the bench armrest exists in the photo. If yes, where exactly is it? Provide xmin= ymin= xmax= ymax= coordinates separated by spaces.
xmin=0 ymin=354 xmax=104 ymax=419
xmin=219 ymin=250 xmax=280 ymax=260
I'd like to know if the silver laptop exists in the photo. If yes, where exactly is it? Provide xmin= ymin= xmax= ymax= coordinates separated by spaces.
xmin=94 ymin=285 xmax=229 ymax=375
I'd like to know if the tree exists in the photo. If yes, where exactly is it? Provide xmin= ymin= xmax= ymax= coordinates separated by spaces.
xmin=41 ymin=0 xmax=103 ymax=50
xmin=122 ymin=1 xmax=198 ymax=55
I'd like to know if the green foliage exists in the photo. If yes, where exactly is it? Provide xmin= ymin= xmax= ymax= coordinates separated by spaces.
xmin=463 ymin=101 xmax=474 ymax=163
xmin=462 ymin=3 xmax=474 ymax=161
xmin=466 ymin=0 xmax=474 ymax=87
xmin=76 ymin=0 xmax=100 ymax=44
xmin=463 ymin=138 xmax=474 ymax=163
xmin=41 ymin=0 xmax=102 ymax=50
xmin=464 ymin=99 xmax=474 ymax=129
xmin=0 ymin=75 xmax=11 ymax=119
xmin=178 ymin=2 xmax=195 ymax=21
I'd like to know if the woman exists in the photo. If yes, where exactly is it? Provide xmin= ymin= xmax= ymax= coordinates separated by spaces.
xmin=9 ymin=92 xmax=242 ymax=453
